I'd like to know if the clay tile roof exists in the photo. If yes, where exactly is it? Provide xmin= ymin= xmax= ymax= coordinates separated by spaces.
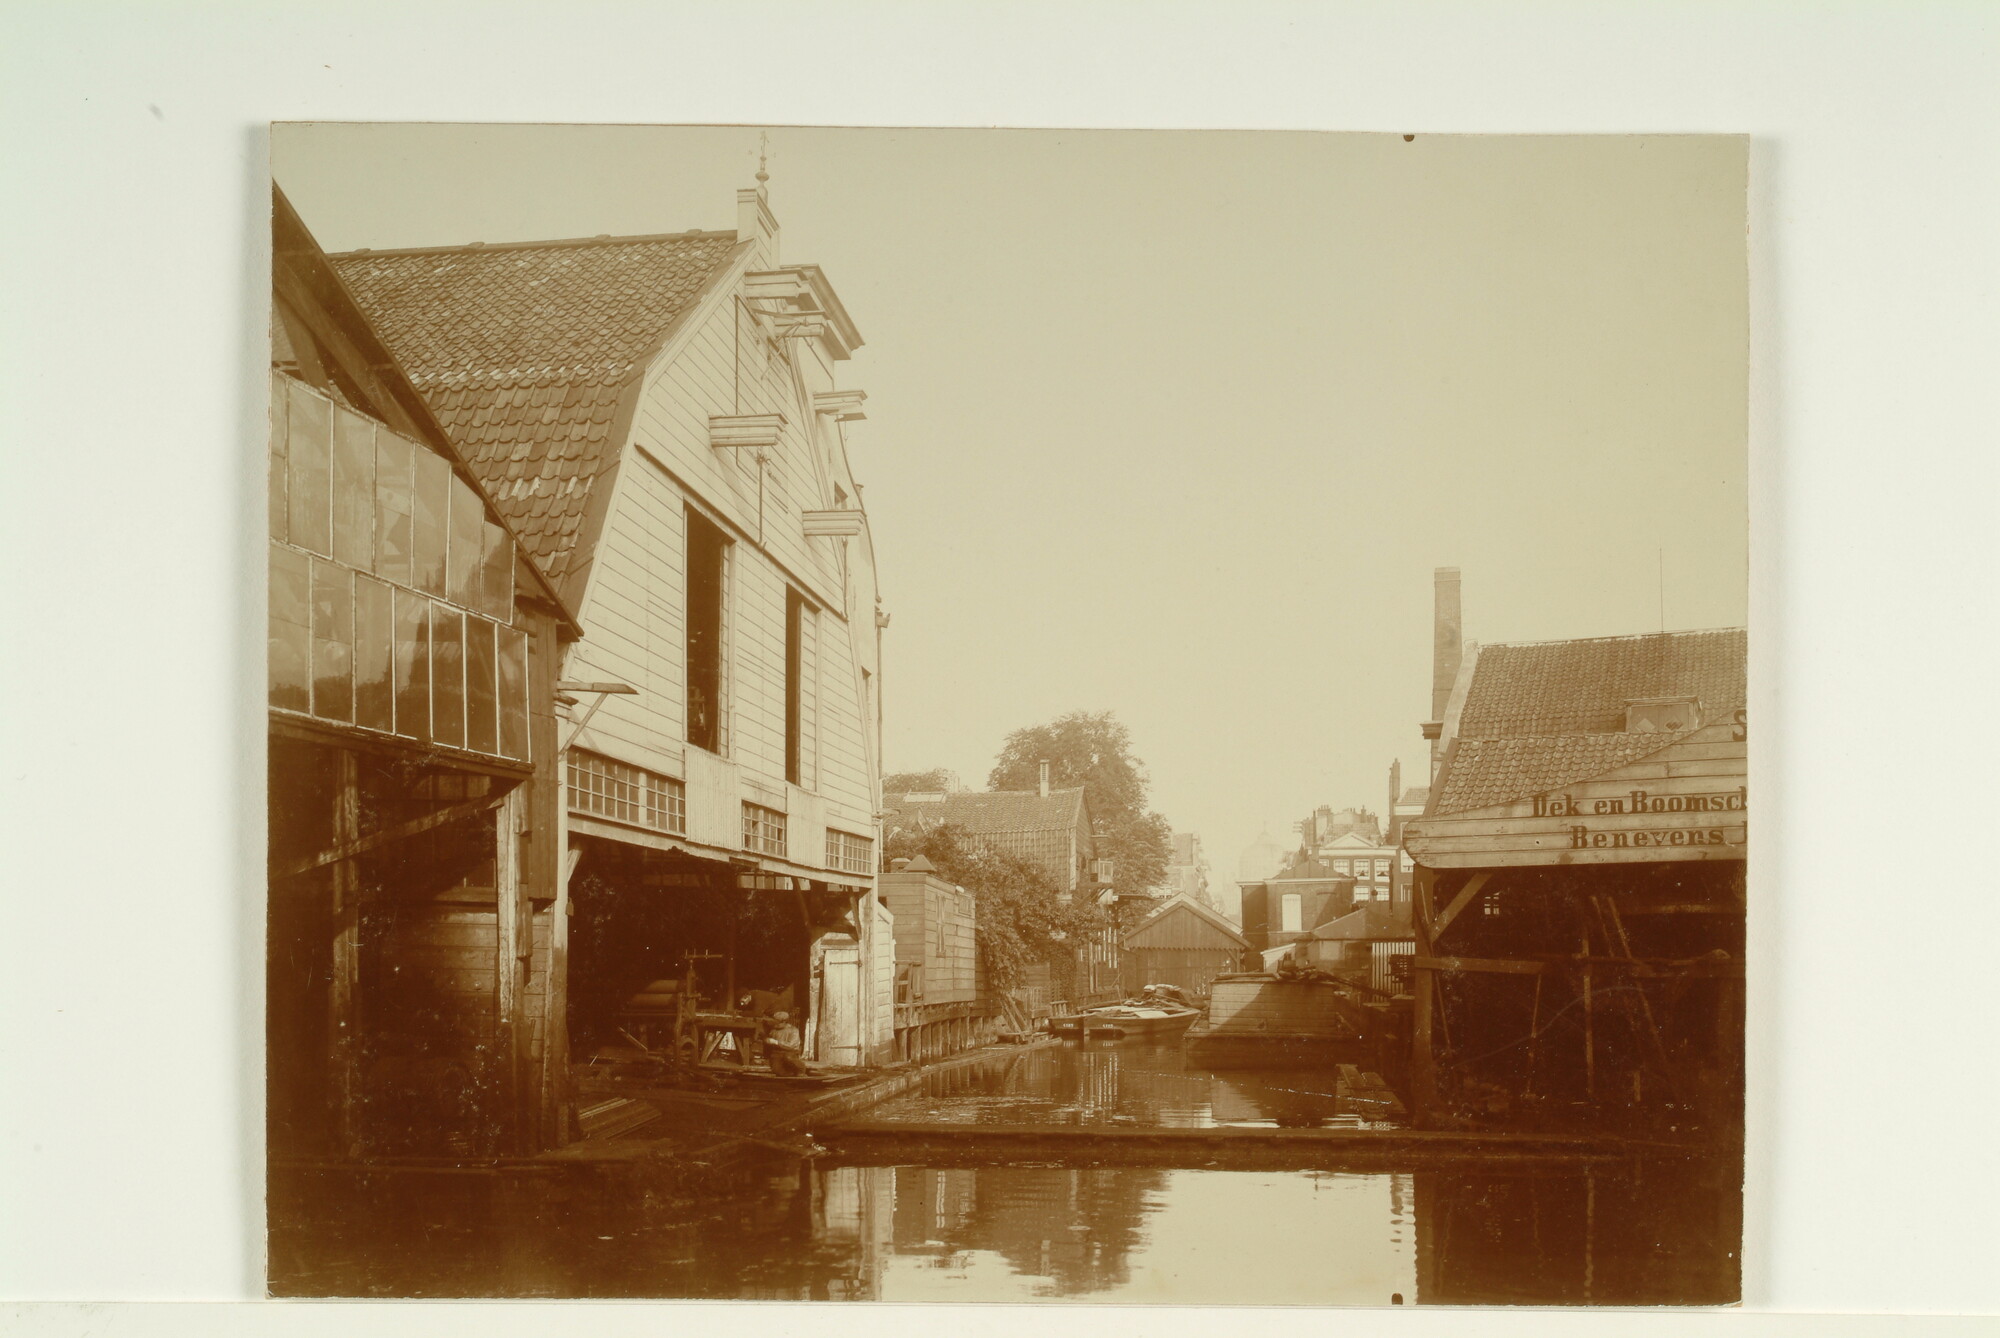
xmin=328 ymin=231 xmax=740 ymax=584
xmin=881 ymin=789 xmax=1094 ymax=882
xmin=1433 ymin=732 xmax=1686 ymax=816
xmin=1431 ymin=626 xmax=1747 ymax=816
xmin=1457 ymin=627 xmax=1746 ymax=738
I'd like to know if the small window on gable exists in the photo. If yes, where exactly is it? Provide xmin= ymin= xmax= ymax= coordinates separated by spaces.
xmin=1626 ymin=696 xmax=1702 ymax=734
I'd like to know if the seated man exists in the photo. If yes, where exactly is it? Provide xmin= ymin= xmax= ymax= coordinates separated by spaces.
xmin=762 ymin=1011 xmax=807 ymax=1077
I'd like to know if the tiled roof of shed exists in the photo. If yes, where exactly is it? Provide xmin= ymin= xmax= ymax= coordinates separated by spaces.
xmin=1457 ymin=628 xmax=1746 ymax=738
xmin=328 ymin=231 xmax=741 ymax=583
xmin=1433 ymin=732 xmax=1686 ymax=815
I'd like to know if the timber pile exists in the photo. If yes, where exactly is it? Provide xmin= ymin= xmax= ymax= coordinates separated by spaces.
xmin=577 ymin=1097 xmax=664 ymax=1141
xmin=1337 ymin=1064 xmax=1409 ymax=1119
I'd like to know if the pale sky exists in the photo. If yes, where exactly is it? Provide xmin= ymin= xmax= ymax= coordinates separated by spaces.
xmin=272 ymin=125 xmax=1748 ymax=899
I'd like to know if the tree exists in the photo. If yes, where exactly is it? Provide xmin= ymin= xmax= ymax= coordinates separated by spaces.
xmin=987 ymin=710 xmax=1174 ymax=912
xmin=883 ymin=822 xmax=1107 ymax=1000
xmin=882 ymin=767 xmax=959 ymax=794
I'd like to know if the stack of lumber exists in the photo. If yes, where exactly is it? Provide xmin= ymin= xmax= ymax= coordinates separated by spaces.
xmin=577 ymin=1097 xmax=663 ymax=1141
xmin=1337 ymin=1064 xmax=1409 ymax=1119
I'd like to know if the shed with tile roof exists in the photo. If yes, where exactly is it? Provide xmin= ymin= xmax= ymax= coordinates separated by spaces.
xmin=1401 ymin=619 xmax=1747 ymax=1136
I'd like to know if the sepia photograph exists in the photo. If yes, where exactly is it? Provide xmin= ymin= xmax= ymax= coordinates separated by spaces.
xmin=261 ymin=123 xmax=1749 ymax=1305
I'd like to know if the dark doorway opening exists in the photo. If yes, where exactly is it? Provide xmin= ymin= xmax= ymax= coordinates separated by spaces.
xmin=686 ymin=507 xmax=727 ymax=753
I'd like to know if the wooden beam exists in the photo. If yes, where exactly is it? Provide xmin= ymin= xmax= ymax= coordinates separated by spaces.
xmin=328 ymin=749 xmax=363 ymax=1157
xmin=273 ymin=791 xmax=509 ymax=880
xmin=1430 ymin=871 xmax=1493 ymax=943
xmin=495 ymin=785 xmax=527 ymax=1154
xmin=1591 ymin=895 xmax=1675 ymax=1088
xmin=1413 ymin=955 xmax=1548 ymax=976
xmin=1410 ymin=866 xmax=1440 ymax=1128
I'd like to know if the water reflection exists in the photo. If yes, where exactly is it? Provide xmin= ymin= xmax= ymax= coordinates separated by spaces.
xmin=269 ymin=1029 xmax=1732 ymax=1303
xmin=864 ymin=1041 xmax=1399 ymax=1130
xmin=271 ymin=1150 xmax=1735 ymax=1304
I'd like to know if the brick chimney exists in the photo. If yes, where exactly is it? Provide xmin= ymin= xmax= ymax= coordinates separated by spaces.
xmin=737 ymin=181 xmax=779 ymax=267
xmin=1425 ymin=567 xmax=1462 ymax=777
xmin=1038 ymin=760 xmax=1051 ymax=798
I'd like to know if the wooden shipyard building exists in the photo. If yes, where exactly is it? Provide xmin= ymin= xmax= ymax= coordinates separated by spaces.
xmin=1403 ymin=568 xmax=1746 ymax=1135
xmin=267 ymin=188 xmax=581 ymax=1157
xmin=327 ymin=177 xmax=896 ymax=1082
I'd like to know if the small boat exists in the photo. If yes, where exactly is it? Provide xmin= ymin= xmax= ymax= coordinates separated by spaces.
xmin=1049 ymin=1002 xmax=1201 ymax=1041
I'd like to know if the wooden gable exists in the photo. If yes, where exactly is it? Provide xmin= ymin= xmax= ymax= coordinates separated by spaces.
xmin=1406 ymin=720 xmax=1747 ymax=869
xmin=1123 ymin=899 xmax=1251 ymax=953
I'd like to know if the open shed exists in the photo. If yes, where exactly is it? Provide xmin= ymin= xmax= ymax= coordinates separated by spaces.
xmin=1118 ymin=894 xmax=1253 ymax=999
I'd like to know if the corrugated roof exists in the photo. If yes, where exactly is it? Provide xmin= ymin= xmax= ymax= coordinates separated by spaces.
xmin=1456 ymin=628 xmax=1746 ymax=738
xmin=1433 ymin=732 xmax=1686 ymax=815
xmin=328 ymin=231 xmax=742 ymax=585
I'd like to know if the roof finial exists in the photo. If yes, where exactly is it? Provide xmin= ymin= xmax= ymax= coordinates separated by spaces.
xmin=756 ymin=131 xmax=770 ymax=193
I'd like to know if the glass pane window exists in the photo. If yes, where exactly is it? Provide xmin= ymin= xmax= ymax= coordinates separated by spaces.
xmin=331 ymin=408 xmax=376 ymax=570
xmin=393 ymin=590 xmax=429 ymax=740
xmin=479 ymin=521 xmax=513 ymax=621
xmin=268 ymin=542 xmax=311 ymax=713
xmin=567 ymin=751 xmax=685 ymax=833
xmin=310 ymin=559 xmax=354 ymax=723
xmin=825 ymin=829 xmax=874 ymax=875
xmin=497 ymin=624 xmax=529 ymax=760
xmin=647 ymin=776 xmax=687 ymax=834
xmin=269 ymin=380 xmax=290 ymax=545
xmin=430 ymin=602 xmax=465 ymax=748
xmin=447 ymin=473 xmax=483 ymax=609
xmin=374 ymin=430 xmax=415 ymax=587
xmin=412 ymin=449 xmax=449 ymax=598
xmin=286 ymin=381 xmax=332 ymax=557
xmin=354 ymin=575 xmax=394 ymax=733
xmin=465 ymin=616 xmax=498 ymax=756
xmin=742 ymin=803 xmax=787 ymax=857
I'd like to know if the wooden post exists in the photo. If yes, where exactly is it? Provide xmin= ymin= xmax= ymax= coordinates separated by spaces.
xmin=494 ymin=783 xmax=526 ymax=1154
xmin=1410 ymin=866 xmax=1440 ymax=1126
xmin=328 ymin=747 xmax=363 ymax=1157
xmin=531 ymin=610 xmax=570 ymax=1147
xmin=1525 ymin=971 xmax=1545 ymax=1100
xmin=1580 ymin=930 xmax=1596 ymax=1103
xmin=542 ymin=842 xmax=578 ymax=1144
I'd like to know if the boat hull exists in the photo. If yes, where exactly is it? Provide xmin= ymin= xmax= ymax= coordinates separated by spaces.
xmin=1050 ymin=1009 xmax=1201 ymax=1042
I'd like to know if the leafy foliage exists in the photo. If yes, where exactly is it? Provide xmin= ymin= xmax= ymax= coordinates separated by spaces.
xmin=884 ymin=822 xmax=1107 ymax=994
xmin=987 ymin=709 xmax=1175 ymax=912
xmin=882 ymin=767 xmax=960 ymax=794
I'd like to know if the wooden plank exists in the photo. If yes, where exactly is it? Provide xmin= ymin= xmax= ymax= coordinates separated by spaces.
xmin=528 ymin=610 xmax=567 ymax=1151
xmin=1413 ymin=956 xmax=1548 ymax=976
xmin=1429 ymin=871 xmax=1493 ymax=944
xmin=1414 ymin=805 xmax=1746 ymax=839
xmin=275 ymin=790 xmax=510 ymax=880
xmin=328 ymin=747 xmax=362 ymax=1157
xmin=495 ymin=783 xmax=525 ymax=1154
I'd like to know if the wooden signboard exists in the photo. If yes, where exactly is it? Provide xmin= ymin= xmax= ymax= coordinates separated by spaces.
xmin=1406 ymin=721 xmax=1746 ymax=869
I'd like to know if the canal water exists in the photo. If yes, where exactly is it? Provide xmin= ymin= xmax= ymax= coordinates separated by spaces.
xmin=270 ymin=1042 xmax=1740 ymax=1305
